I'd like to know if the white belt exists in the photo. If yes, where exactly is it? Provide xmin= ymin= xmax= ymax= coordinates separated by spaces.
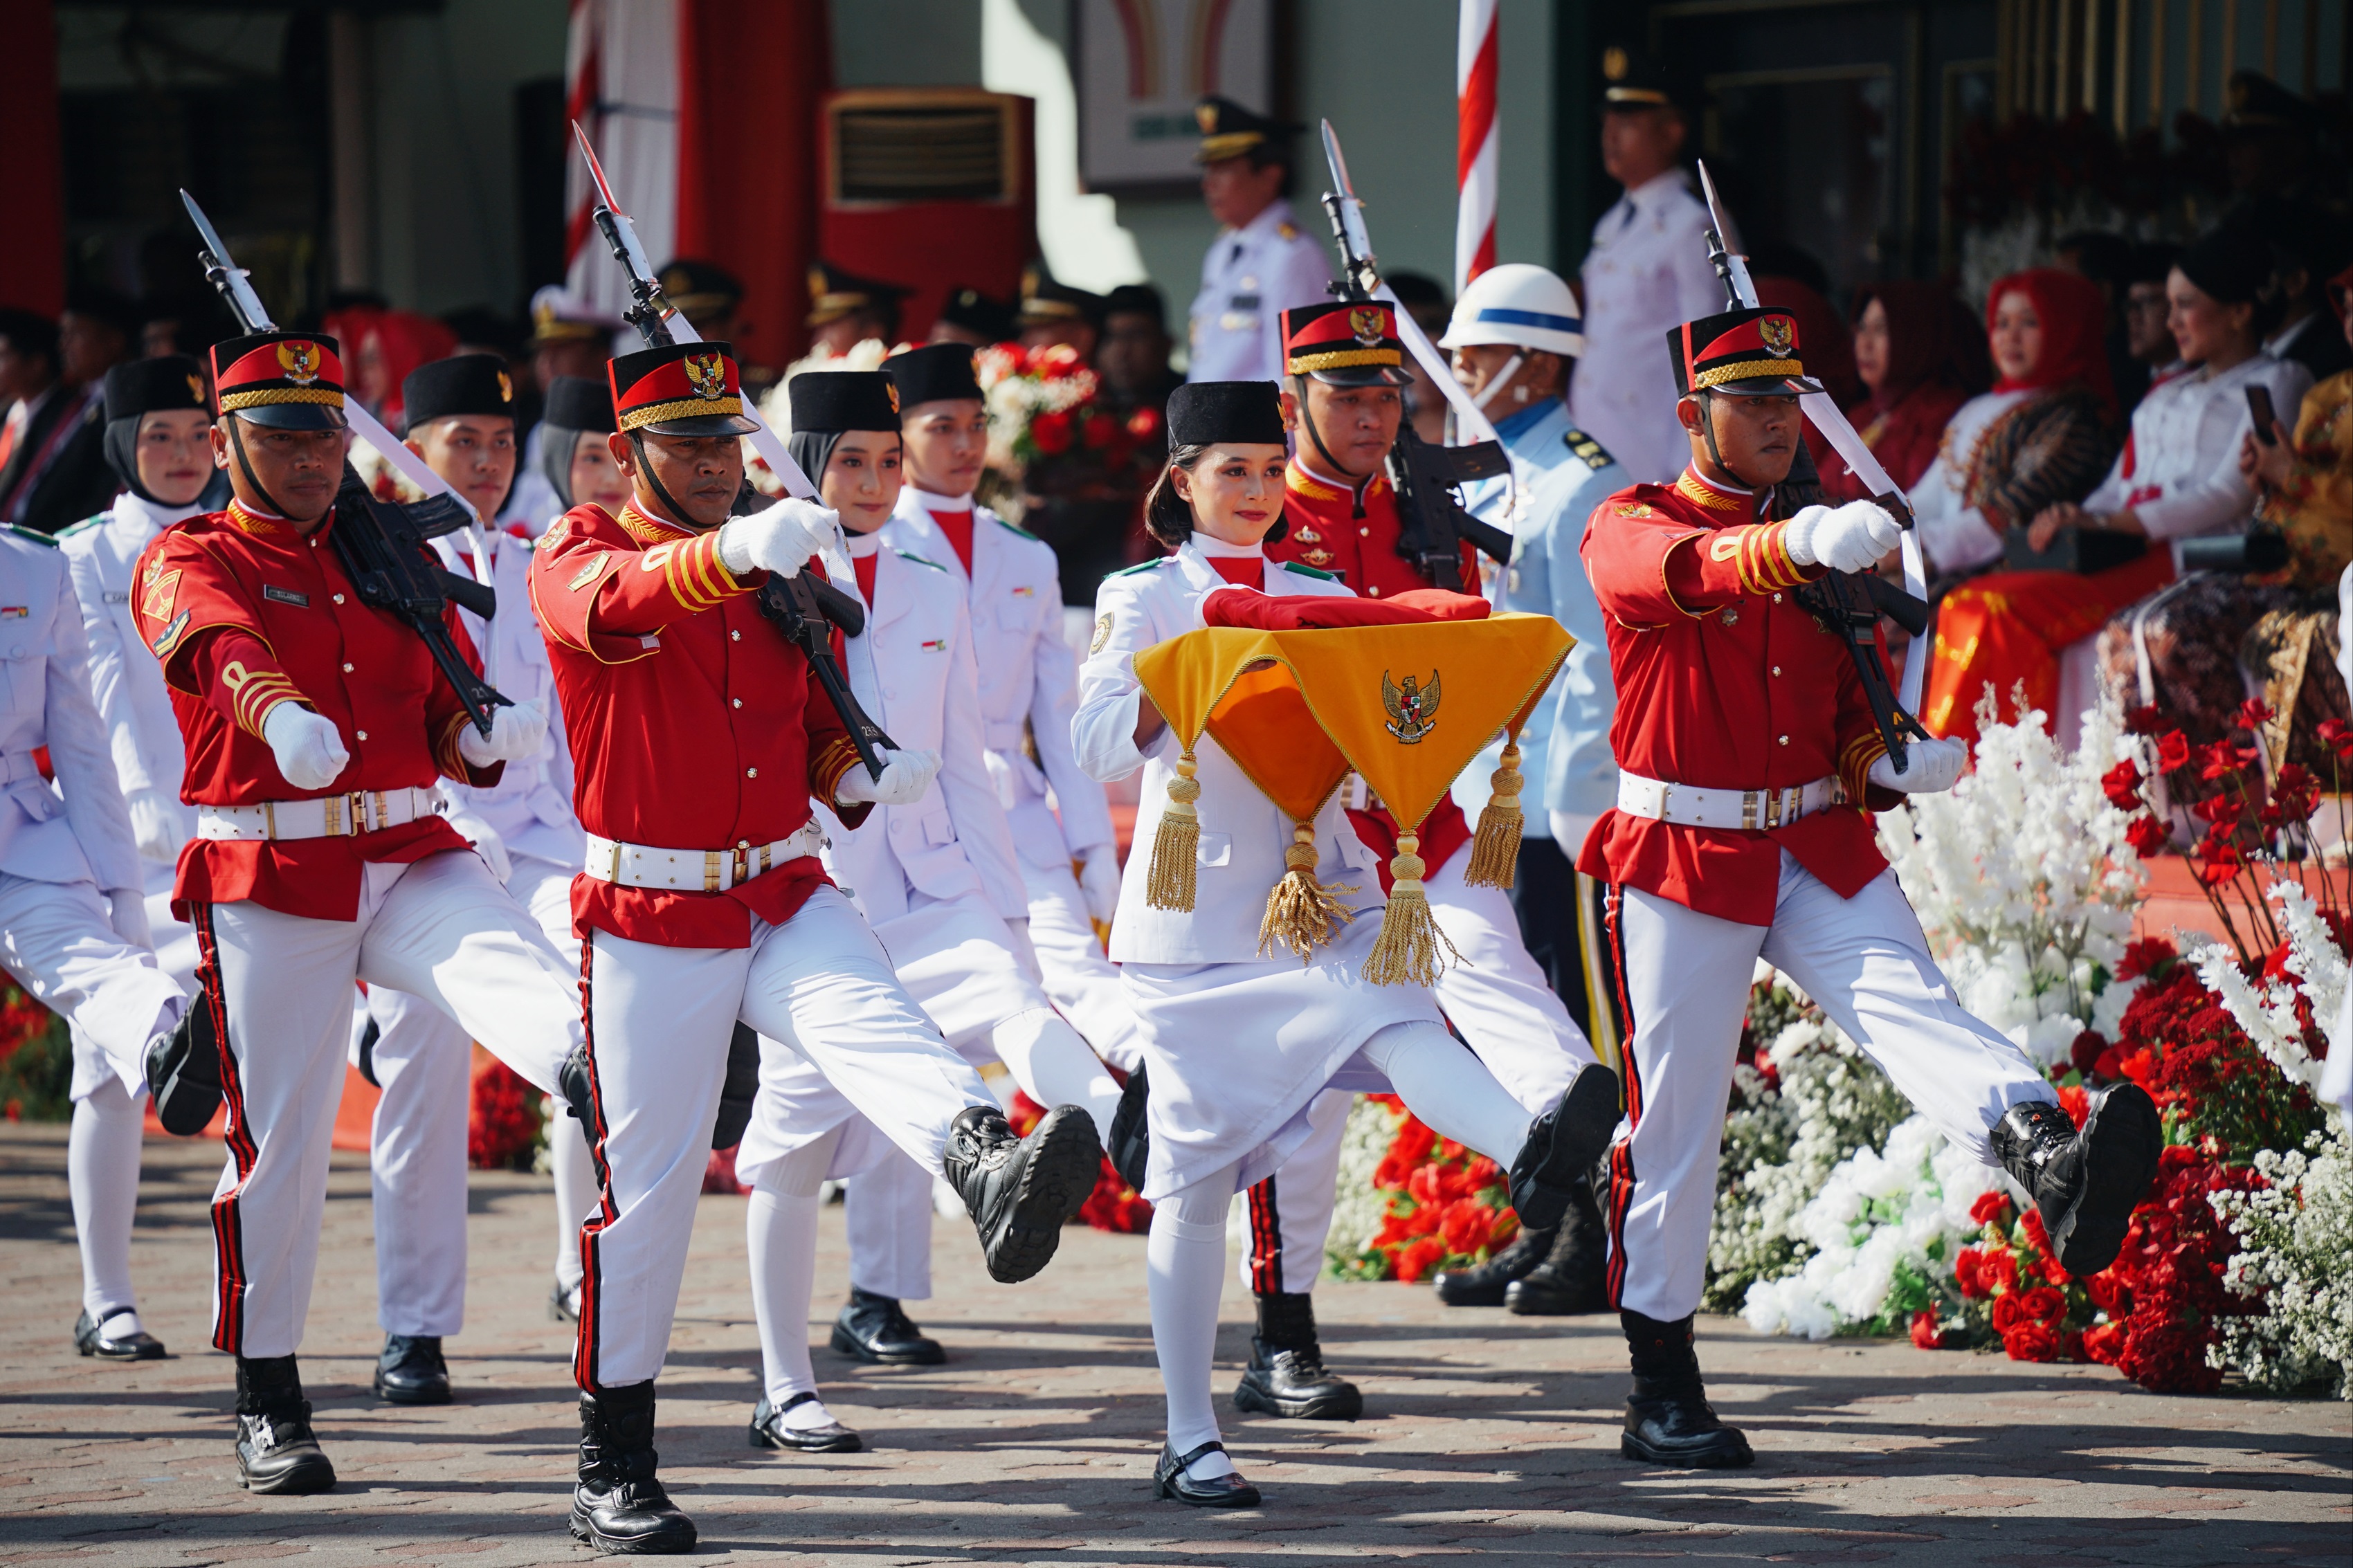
xmin=1615 ymin=772 xmax=1842 ymax=832
xmin=583 ymin=821 xmax=828 ymax=892
xmin=197 ymin=787 xmax=442 ymax=842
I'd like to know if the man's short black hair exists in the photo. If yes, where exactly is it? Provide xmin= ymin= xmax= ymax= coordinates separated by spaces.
xmin=1103 ymin=283 xmax=1167 ymax=331
xmin=2056 ymin=230 xmax=2136 ymax=291
xmin=0 ymin=308 xmax=60 ymax=367
xmin=62 ymin=286 xmax=140 ymax=342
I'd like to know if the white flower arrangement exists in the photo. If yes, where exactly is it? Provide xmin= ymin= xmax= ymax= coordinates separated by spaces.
xmin=1323 ymin=1095 xmax=1407 ymax=1275
xmin=2208 ymin=1131 xmax=2353 ymax=1399
xmin=2187 ymin=880 xmax=2344 ymax=1098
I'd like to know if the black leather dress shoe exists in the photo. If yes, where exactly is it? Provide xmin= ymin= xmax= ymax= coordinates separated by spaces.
xmin=1505 ymin=1178 xmax=1609 ymax=1315
xmin=146 ymin=1000 xmax=222 ymax=1136
xmin=1507 ymin=1062 xmax=1621 ymax=1232
xmin=1992 ymin=1085 xmax=2162 ymax=1277
xmin=373 ymin=1335 xmax=451 ymax=1405
xmin=1153 ymin=1441 xmax=1260 ymax=1507
xmin=748 ymin=1392 xmax=862 ymax=1453
xmin=235 ymin=1355 xmax=336 ymax=1495
xmin=830 ymin=1287 xmax=945 ymax=1365
xmin=75 ymin=1308 xmax=165 ymax=1360
xmin=941 ymin=1103 xmax=1098 ymax=1284
xmin=1432 ymin=1223 xmax=1552 ymax=1306
xmin=1617 ymin=1310 xmax=1752 ymax=1469
xmin=573 ymin=1382 xmax=696 ymax=1554
xmin=549 ymin=1279 xmax=579 ymax=1324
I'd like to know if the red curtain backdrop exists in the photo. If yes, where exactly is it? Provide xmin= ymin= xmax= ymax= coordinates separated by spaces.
xmin=0 ymin=0 xmax=65 ymax=313
xmin=673 ymin=0 xmax=830 ymax=371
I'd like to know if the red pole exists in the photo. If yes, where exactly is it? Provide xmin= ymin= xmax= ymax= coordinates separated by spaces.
xmin=0 ymin=0 xmax=64 ymax=313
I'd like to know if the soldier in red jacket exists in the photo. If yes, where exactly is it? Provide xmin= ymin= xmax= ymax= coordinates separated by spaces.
xmin=129 ymin=330 xmax=580 ymax=1497
xmin=528 ymin=340 xmax=1100 ymax=1556
xmin=1577 ymin=306 xmax=2162 ymax=1468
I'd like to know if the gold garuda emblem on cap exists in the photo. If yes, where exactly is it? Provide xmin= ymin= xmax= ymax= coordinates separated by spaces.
xmin=276 ymin=340 xmax=321 ymax=385
xmin=683 ymin=352 xmax=727 ymax=400
xmin=1195 ymin=102 xmax=1218 ymax=132
xmin=496 ymin=369 xmax=514 ymax=403
xmin=1759 ymin=315 xmax=1794 ymax=356
xmin=1604 ymin=46 xmax=1629 ymax=81
xmin=1383 ymin=668 xmax=1441 ymax=745
xmin=885 ymin=383 xmax=900 ymax=412
xmin=1349 ymin=306 xmax=1386 ymax=346
xmin=185 ymin=373 xmax=204 ymax=401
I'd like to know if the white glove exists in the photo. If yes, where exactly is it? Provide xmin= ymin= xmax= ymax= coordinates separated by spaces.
xmin=127 ymin=787 xmax=182 ymax=862
xmin=106 ymin=888 xmax=153 ymax=951
xmin=834 ymin=747 xmax=941 ymax=808
xmin=1549 ymin=810 xmax=1598 ymax=850
xmin=457 ymin=700 xmax=548 ymax=769
xmin=1077 ymin=845 xmax=1122 ymax=924
xmin=1869 ymin=736 xmax=1968 ymax=794
xmin=442 ymin=802 xmax=512 ymax=882
xmin=1784 ymin=500 xmax=1904 ymax=574
xmin=261 ymin=702 xmax=349 ymax=791
xmin=717 ymin=498 xmax=839 ymax=578
xmin=1002 ymin=916 xmax=1043 ymax=982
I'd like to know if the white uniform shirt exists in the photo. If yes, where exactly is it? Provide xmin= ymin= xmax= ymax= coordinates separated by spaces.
xmin=883 ymin=486 xmax=1116 ymax=868
xmin=1072 ymin=540 xmax=1364 ymax=965
xmin=57 ymin=493 xmax=207 ymax=857
xmin=1186 ymin=198 xmax=1333 ymax=383
xmin=0 ymin=528 xmax=140 ymax=893
xmin=1570 ymin=169 xmax=1727 ymax=486
xmin=2082 ymin=353 xmax=2312 ymax=545
xmin=1460 ymin=396 xmax=1579 ymax=531
xmin=819 ymin=536 xmax=1026 ymax=924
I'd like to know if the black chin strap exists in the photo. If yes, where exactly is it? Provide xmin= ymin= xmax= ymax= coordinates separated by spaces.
xmin=626 ymin=431 xmax=696 ymax=529
xmin=1291 ymin=374 xmax=1374 ymax=519
xmin=226 ymin=418 xmax=298 ymax=522
xmin=1693 ymin=390 xmax=1768 ymax=496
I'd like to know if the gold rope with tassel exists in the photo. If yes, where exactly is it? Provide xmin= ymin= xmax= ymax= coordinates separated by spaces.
xmin=1145 ymin=749 xmax=1203 ymax=911
xmin=1463 ymin=741 xmax=1525 ymax=889
xmin=1362 ymin=832 xmax=1461 ymax=986
xmin=1257 ymin=821 xmax=1354 ymax=962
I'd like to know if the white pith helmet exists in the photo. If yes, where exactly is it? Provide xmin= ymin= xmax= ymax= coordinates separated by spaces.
xmin=1437 ymin=263 xmax=1585 ymax=358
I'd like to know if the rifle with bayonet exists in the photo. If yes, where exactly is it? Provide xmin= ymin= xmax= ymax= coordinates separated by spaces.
xmin=182 ymin=191 xmax=509 ymax=736
xmin=1315 ymin=123 xmax=1511 ymax=592
xmin=1690 ymin=165 xmax=1930 ymax=772
xmin=570 ymin=125 xmax=896 ymax=778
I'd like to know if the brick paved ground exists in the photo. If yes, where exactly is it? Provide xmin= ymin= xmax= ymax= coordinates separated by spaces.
xmin=2 ymin=1124 xmax=2347 ymax=1567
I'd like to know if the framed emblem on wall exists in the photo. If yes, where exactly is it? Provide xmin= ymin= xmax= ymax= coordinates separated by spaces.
xmin=1074 ymin=0 xmax=1279 ymax=194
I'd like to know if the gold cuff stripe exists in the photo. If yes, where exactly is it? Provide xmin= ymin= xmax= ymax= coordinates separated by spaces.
xmin=1734 ymin=523 xmax=1805 ymax=596
xmin=435 ymin=711 xmax=475 ymax=778
xmin=1691 ymin=358 xmax=1804 ymax=392
xmin=233 ymin=680 xmax=304 ymax=738
xmin=1285 ymin=346 xmax=1403 ymax=374
xmin=219 ymin=388 xmax=345 ymax=411
xmin=665 ymin=533 xmax=736 ymax=612
xmin=618 ymin=395 xmax=745 ymax=432
xmin=810 ymin=736 xmax=862 ymax=803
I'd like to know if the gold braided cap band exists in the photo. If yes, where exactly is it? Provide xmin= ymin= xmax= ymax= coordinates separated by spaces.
xmin=619 ymin=394 xmax=747 ymax=432
xmin=1691 ymin=357 xmax=1804 ymax=392
xmin=1285 ymin=346 xmax=1404 ymax=375
xmin=219 ymin=388 xmax=344 ymax=412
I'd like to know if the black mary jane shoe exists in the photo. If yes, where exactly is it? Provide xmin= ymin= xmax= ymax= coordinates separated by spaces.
xmin=75 ymin=1308 xmax=165 ymax=1360
xmin=372 ymin=1335 xmax=452 ymax=1405
xmin=747 ymin=1392 xmax=863 ymax=1454
xmin=830 ymin=1286 xmax=945 ymax=1365
xmin=1153 ymin=1441 xmax=1260 ymax=1508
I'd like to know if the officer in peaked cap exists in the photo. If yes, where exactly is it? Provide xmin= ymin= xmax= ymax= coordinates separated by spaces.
xmin=1186 ymin=95 xmax=1330 ymax=385
xmin=929 ymin=286 xmax=1016 ymax=347
xmin=1015 ymin=264 xmax=1107 ymax=357
xmin=806 ymin=262 xmax=911 ymax=358
xmin=657 ymin=259 xmax=745 ymax=343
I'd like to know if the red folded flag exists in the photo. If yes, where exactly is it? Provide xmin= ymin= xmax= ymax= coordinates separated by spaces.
xmin=1201 ymin=586 xmax=1490 ymax=630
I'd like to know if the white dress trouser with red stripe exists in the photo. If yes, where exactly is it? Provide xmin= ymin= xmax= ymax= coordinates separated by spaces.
xmin=1604 ymin=851 xmax=2058 ymax=1322
xmin=199 ymin=850 xmax=576 ymax=1359
xmin=1247 ymin=854 xmax=1597 ymax=1291
xmin=574 ymin=885 xmax=997 ymax=1391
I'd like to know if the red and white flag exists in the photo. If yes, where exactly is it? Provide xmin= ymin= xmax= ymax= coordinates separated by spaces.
xmin=1455 ymin=0 xmax=1498 ymax=294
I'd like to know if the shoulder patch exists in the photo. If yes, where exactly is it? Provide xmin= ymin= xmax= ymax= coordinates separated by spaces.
xmin=1276 ymin=220 xmax=1299 ymax=241
xmin=1107 ymin=558 xmax=1168 ymax=578
xmin=989 ymin=514 xmax=1042 ymax=543
xmin=1614 ymin=502 xmax=1654 ymax=518
xmin=3 ymin=522 xmax=60 ymax=549
xmin=53 ymin=515 xmax=105 ymax=541
xmin=1562 ymin=428 xmax=1615 ymax=473
xmin=893 ymin=549 xmax=950 ymax=572
xmin=1281 ymin=560 xmax=1339 ymax=581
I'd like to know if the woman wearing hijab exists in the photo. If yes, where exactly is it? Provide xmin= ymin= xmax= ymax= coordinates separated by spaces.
xmin=1821 ymin=281 xmax=1986 ymax=504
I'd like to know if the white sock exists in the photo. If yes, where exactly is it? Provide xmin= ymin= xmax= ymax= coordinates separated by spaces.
xmin=1363 ymin=1019 xmax=1533 ymax=1165
xmin=747 ymin=1187 xmax=824 ymax=1410
xmin=1147 ymin=1160 xmax=1241 ymax=1481
xmin=551 ymin=1115 xmax=598 ymax=1304
xmin=992 ymin=1008 xmax=1123 ymax=1144
xmin=69 ymin=1078 xmax=144 ymax=1325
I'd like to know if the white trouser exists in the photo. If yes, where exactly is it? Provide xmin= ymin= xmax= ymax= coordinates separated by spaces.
xmin=844 ymin=1149 xmax=938 ymax=1302
xmin=0 ymin=870 xmax=185 ymax=1097
xmin=1019 ymin=855 xmax=1144 ymax=1074
xmin=1604 ymin=853 xmax=2057 ymax=1322
xmin=1251 ymin=855 xmax=1598 ymax=1293
xmin=574 ymin=886 xmax=994 ymax=1389
xmin=200 ymin=851 xmax=577 ymax=1358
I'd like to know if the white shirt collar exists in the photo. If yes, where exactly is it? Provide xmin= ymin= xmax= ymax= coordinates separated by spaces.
xmin=112 ymin=490 xmax=207 ymax=534
xmin=1624 ymin=168 xmax=1690 ymax=211
xmin=2265 ymin=313 xmax=2318 ymax=356
xmin=904 ymin=484 xmax=973 ymax=513
xmin=842 ymin=529 xmax=883 ymax=558
xmin=1191 ymin=532 xmax=1265 ymax=558
xmin=1228 ymin=197 xmax=1295 ymax=243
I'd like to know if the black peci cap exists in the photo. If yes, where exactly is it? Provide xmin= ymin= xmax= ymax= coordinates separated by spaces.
xmin=884 ymin=342 xmax=983 ymax=408
xmin=542 ymin=374 xmax=615 ymax=434
xmin=401 ymin=353 xmax=517 ymax=432
xmin=788 ymin=370 xmax=901 ymax=434
xmin=103 ymin=356 xmax=210 ymax=423
xmin=1165 ymin=381 xmax=1285 ymax=447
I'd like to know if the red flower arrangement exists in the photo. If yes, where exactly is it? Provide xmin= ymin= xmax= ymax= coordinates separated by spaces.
xmin=468 ymin=1061 xmax=545 ymax=1172
xmin=1343 ymin=1095 xmax=1519 ymax=1283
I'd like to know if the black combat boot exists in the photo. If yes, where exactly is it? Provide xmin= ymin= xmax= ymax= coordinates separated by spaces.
xmin=1505 ymin=1174 xmax=1610 ymax=1315
xmin=1618 ymin=1311 xmax=1752 ymax=1469
xmin=234 ymin=1354 xmax=336 ymax=1495
xmin=1106 ymin=1064 xmax=1150 ymax=1194
xmin=572 ymin=1382 xmax=696 ymax=1554
xmin=710 ymin=1023 xmax=760 ymax=1151
xmin=1507 ymin=1062 xmax=1621 ymax=1232
xmin=146 ymin=999 xmax=221 ymax=1136
xmin=1232 ymin=1291 xmax=1363 ymax=1420
xmin=830 ymin=1286 xmax=945 ymax=1365
xmin=1991 ymin=1086 xmax=2162 ymax=1277
xmin=1432 ymin=1222 xmax=1552 ymax=1306
xmin=941 ymin=1104 xmax=1098 ymax=1284
xmin=373 ymin=1334 xmax=451 ymax=1405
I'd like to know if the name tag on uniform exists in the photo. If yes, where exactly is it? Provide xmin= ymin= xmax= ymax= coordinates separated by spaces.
xmin=262 ymin=585 xmax=310 ymax=607
xmin=102 ymin=590 xmax=129 ymax=603
xmin=1228 ymin=293 xmax=1261 ymax=309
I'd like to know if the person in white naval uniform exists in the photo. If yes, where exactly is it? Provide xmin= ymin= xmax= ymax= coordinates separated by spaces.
xmin=1185 ymin=97 xmax=1332 ymax=385
xmin=1442 ymin=264 xmax=1589 ymax=529
xmin=51 ymin=356 xmax=217 ymax=1360
xmin=878 ymin=344 xmax=1141 ymax=1073
xmin=1568 ymin=59 xmax=1727 ymax=485
xmin=1073 ymin=381 xmax=1620 ymax=1508
xmin=734 ymin=370 xmax=1125 ymax=1450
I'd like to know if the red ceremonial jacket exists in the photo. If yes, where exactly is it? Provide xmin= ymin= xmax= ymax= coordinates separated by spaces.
xmin=528 ymin=502 xmax=871 ymax=949
xmin=131 ymin=500 xmax=495 ymax=920
xmin=1265 ymin=460 xmax=1480 ymax=601
xmin=1575 ymin=468 xmax=1901 ymax=926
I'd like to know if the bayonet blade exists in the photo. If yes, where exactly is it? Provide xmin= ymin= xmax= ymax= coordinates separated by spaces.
xmin=1320 ymin=120 xmax=1375 ymax=275
xmin=570 ymin=120 xmax=662 ymax=289
xmin=179 ymin=190 xmax=273 ymax=331
xmin=1693 ymin=161 xmax=1758 ymax=310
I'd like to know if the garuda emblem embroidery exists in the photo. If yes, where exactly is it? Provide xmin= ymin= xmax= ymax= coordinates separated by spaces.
xmin=1349 ymin=306 xmax=1386 ymax=345
xmin=1383 ymin=668 xmax=1441 ymax=745
xmin=275 ymin=340 xmax=321 ymax=385
xmin=1759 ymin=315 xmax=1795 ymax=356
xmin=683 ymin=352 xmax=727 ymax=401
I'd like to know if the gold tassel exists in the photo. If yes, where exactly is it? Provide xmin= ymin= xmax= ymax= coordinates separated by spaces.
xmin=1145 ymin=749 xmax=1202 ymax=911
xmin=1258 ymin=822 xmax=1354 ymax=962
xmin=1363 ymin=832 xmax=1461 ymax=987
xmin=1464 ymin=741 xmax=1525 ymax=889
